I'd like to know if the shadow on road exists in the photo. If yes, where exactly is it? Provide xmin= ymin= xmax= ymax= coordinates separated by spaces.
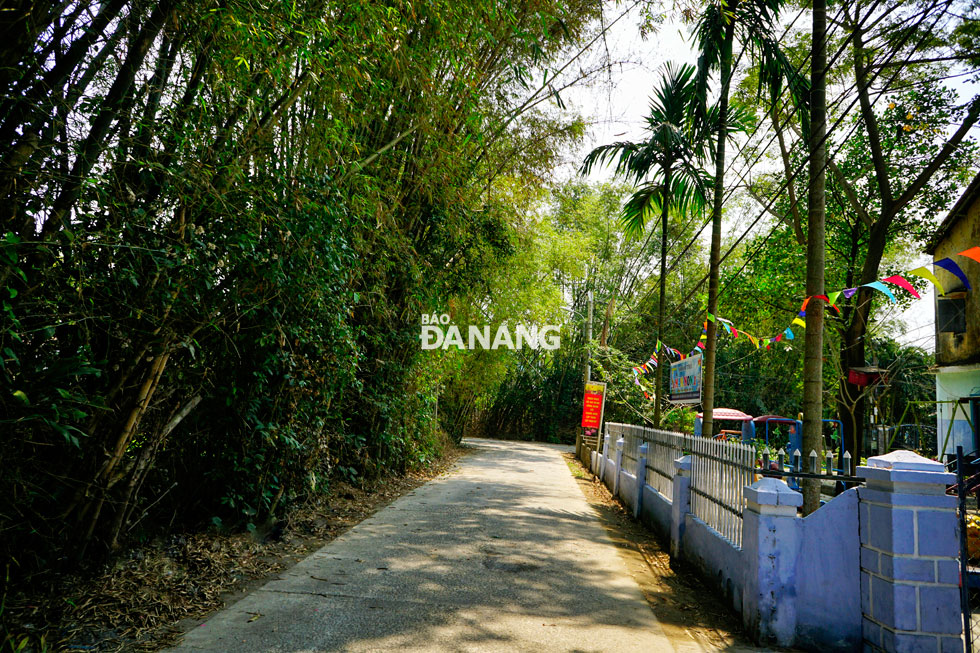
xmin=171 ymin=439 xmax=787 ymax=652
xmin=563 ymin=451 xmax=795 ymax=652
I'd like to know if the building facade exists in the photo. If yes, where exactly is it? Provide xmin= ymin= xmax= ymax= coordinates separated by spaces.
xmin=927 ymin=170 xmax=980 ymax=457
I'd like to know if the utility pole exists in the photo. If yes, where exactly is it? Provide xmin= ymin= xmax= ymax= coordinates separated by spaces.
xmin=584 ymin=290 xmax=593 ymax=383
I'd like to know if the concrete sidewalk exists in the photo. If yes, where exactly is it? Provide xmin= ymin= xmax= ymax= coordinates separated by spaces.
xmin=169 ymin=439 xmax=675 ymax=652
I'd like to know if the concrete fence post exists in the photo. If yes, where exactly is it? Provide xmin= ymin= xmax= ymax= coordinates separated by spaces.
xmin=857 ymin=450 xmax=963 ymax=653
xmin=599 ymin=433 xmax=610 ymax=480
xmin=613 ymin=437 xmax=624 ymax=497
xmin=670 ymin=455 xmax=692 ymax=560
xmin=635 ymin=443 xmax=648 ymax=518
xmin=741 ymin=477 xmax=802 ymax=647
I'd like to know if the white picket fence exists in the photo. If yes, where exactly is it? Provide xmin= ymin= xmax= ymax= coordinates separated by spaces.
xmin=643 ymin=428 xmax=689 ymax=498
xmin=616 ymin=423 xmax=645 ymax=475
xmin=688 ymin=435 xmax=756 ymax=548
xmin=606 ymin=422 xmax=756 ymax=548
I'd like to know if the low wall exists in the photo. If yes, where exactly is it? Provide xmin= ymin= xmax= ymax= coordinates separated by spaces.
xmin=796 ymin=489 xmax=862 ymax=651
xmin=639 ymin=484 xmax=671 ymax=541
xmin=681 ymin=513 xmax=745 ymax=614
xmin=617 ymin=471 xmax=637 ymax=514
xmin=590 ymin=435 xmax=961 ymax=652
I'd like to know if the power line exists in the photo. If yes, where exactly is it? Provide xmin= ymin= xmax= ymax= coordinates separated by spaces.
xmin=671 ymin=0 xmax=958 ymax=328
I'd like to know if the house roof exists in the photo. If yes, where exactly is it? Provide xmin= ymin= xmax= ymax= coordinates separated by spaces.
xmin=926 ymin=169 xmax=980 ymax=254
xmin=697 ymin=408 xmax=753 ymax=421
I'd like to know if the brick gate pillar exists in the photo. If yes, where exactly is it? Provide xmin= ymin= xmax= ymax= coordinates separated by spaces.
xmin=857 ymin=450 xmax=963 ymax=652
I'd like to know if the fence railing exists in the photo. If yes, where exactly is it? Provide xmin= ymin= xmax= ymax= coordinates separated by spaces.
xmin=615 ymin=424 xmax=644 ymax=475
xmin=604 ymin=422 xmax=868 ymax=549
xmin=688 ymin=435 xmax=756 ymax=548
xmin=607 ymin=423 xmax=693 ymax=492
xmin=644 ymin=428 xmax=689 ymax=498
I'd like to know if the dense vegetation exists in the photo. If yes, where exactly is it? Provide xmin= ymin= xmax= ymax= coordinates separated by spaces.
xmin=2 ymin=0 xmax=978 ymax=607
xmin=0 ymin=0 xmax=608 ymax=578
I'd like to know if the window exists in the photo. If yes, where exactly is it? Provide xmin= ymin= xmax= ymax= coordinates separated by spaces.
xmin=937 ymin=292 xmax=967 ymax=334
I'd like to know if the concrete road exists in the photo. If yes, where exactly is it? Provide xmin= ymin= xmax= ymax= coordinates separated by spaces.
xmin=169 ymin=439 xmax=675 ymax=652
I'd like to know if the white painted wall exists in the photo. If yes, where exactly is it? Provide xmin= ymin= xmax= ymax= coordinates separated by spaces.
xmin=936 ymin=365 xmax=980 ymax=456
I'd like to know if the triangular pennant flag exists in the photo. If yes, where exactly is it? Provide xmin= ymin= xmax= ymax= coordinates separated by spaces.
xmin=722 ymin=322 xmax=732 ymax=334
xmin=935 ymin=258 xmax=972 ymax=291
xmin=706 ymin=313 xmax=716 ymax=322
xmin=679 ymin=353 xmax=686 ymax=360
xmin=827 ymin=291 xmax=842 ymax=307
xmin=732 ymin=327 xmax=738 ymax=338
xmin=775 ymin=333 xmax=783 ymax=342
xmin=882 ymin=275 xmax=921 ymax=299
xmin=783 ymin=328 xmax=794 ymax=340
xmin=800 ymin=297 xmax=810 ymax=311
xmin=696 ymin=341 xmax=705 ymax=349
xmin=792 ymin=317 xmax=806 ymax=328
xmin=700 ymin=333 xmax=707 ymax=340
xmin=958 ymin=246 xmax=980 ymax=265
xmin=842 ymin=288 xmax=858 ymax=299
xmin=908 ymin=266 xmax=946 ymax=296
xmin=862 ymin=280 xmax=897 ymax=303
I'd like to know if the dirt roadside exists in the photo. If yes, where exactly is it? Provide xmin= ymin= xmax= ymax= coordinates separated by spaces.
xmin=562 ymin=452 xmax=792 ymax=653
xmin=2 ymin=445 xmax=469 ymax=652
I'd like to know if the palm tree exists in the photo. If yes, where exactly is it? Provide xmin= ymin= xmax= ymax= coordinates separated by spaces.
xmin=582 ymin=63 xmax=711 ymax=427
xmin=692 ymin=0 xmax=809 ymax=439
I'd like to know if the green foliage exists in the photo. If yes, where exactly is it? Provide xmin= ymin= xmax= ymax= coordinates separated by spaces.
xmin=581 ymin=62 xmax=712 ymax=237
xmin=0 ymin=0 xmax=604 ymax=579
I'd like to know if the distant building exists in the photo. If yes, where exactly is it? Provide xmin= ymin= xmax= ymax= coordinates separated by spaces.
xmin=926 ymin=170 xmax=980 ymax=457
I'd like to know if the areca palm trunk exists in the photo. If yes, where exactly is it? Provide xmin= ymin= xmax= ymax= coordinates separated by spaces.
xmin=802 ymin=0 xmax=827 ymax=515
xmin=654 ymin=166 xmax=672 ymax=427
xmin=702 ymin=18 xmax=737 ymax=439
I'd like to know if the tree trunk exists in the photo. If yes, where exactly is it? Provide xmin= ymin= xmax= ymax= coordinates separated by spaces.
xmin=654 ymin=167 xmax=671 ymax=428
xmin=41 ymin=0 xmax=173 ymax=236
xmin=838 ymin=329 xmax=867 ymax=473
xmin=802 ymin=0 xmax=827 ymax=515
xmin=702 ymin=19 xmax=736 ymax=439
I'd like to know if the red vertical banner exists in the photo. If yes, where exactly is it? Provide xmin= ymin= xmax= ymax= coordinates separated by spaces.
xmin=581 ymin=381 xmax=607 ymax=430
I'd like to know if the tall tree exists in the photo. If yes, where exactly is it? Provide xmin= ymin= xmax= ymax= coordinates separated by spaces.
xmin=582 ymin=63 xmax=710 ymax=426
xmin=693 ymin=0 xmax=808 ymax=436
xmin=834 ymin=0 xmax=980 ymax=470
xmin=802 ymin=0 xmax=828 ymax=514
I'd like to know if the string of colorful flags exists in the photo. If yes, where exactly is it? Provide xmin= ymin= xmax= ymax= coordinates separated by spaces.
xmin=630 ymin=245 xmax=980 ymax=391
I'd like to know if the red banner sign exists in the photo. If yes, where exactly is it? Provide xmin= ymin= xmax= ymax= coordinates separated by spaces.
xmin=581 ymin=381 xmax=606 ymax=430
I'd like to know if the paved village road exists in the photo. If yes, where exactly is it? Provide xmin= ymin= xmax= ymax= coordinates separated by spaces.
xmin=169 ymin=439 xmax=681 ymax=652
